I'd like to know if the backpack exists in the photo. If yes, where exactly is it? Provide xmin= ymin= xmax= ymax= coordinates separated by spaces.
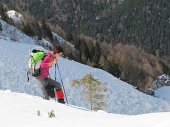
xmin=27 ymin=49 xmax=46 ymax=82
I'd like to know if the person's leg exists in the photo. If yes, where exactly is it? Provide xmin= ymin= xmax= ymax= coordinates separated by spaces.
xmin=45 ymin=78 xmax=65 ymax=103
xmin=35 ymin=78 xmax=50 ymax=100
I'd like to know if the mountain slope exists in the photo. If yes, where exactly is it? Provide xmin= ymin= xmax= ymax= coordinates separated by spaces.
xmin=2 ymin=1 xmax=170 ymax=92
xmin=2 ymin=0 xmax=170 ymax=58
xmin=1 ymin=90 xmax=170 ymax=127
xmin=0 ymin=20 xmax=170 ymax=115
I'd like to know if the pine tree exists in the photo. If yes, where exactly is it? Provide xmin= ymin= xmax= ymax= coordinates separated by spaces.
xmin=22 ymin=21 xmax=34 ymax=36
xmin=45 ymin=24 xmax=53 ymax=41
xmin=103 ymin=59 xmax=112 ymax=73
xmin=66 ymin=30 xmax=73 ymax=41
xmin=71 ymin=73 xmax=107 ymax=111
xmin=31 ymin=16 xmax=42 ymax=40
xmin=0 ymin=3 xmax=8 ymax=21
xmin=79 ymin=38 xmax=90 ymax=63
xmin=40 ymin=18 xmax=53 ymax=40
xmin=92 ymin=42 xmax=101 ymax=67
xmin=74 ymin=36 xmax=81 ymax=50
xmin=0 ymin=22 xmax=2 ymax=31
xmin=87 ymin=40 xmax=95 ymax=62
xmin=0 ymin=3 xmax=4 ymax=15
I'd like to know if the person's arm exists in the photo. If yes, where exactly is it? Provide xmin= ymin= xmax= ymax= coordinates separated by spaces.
xmin=48 ymin=58 xmax=58 ymax=66
xmin=41 ymin=56 xmax=58 ymax=68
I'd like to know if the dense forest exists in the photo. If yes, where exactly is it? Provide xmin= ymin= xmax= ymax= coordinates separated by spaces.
xmin=2 ymin=0 xmax=170 ymax=58
xmin=1 ymin=0 xmax=170 ymax=92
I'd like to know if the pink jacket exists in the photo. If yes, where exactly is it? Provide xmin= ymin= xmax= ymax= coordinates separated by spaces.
xmin=37 ymin=52 xmax=53 ymax=79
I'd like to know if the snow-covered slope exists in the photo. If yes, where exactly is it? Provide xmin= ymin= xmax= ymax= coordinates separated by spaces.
xmin=0 ymin=37 xmax=170 ymax=115
xmin=0 ymin=19 xmax=52 ymax=48
xmin=149 ymin=74 xmax=170 ymax=91
xmin=1 ymin=10 xmax=170 ymax=127
xmin=6 ymin=10 xmax=23 ymax=24
xmin=1 ymin=90 xmax=170 ymax=127
xmin=0 ymin=15 xmax=170 ymax=115
xmin=146 ymin=74 xmax=170 ymax=101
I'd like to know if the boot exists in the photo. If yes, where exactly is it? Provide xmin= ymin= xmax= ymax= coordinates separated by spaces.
xmin=55 ymin=89 xmax=64 ymax=99
xmin=55 ymin=89 xmax=65 ymax=104
xmin=58 ymin=98 xmax=65 ymax=104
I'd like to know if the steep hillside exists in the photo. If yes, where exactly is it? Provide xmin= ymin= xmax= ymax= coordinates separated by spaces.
xmin=2 ymin=0 xmax=170 ymax=58
xmin=1 ymin=90 xmax=170 ymax=127
xmin=0 ymin=23 xmax=170 ymax=115
xmin=1 ymin=1 xmax=170 ymax=92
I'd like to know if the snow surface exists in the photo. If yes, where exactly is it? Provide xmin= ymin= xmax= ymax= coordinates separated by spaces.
xmin=155 ymin=86 xmax=170 ymax=102
xmin=6 ymin=10 xmax=23 ymax=24
xmin=0 ymin=19 xmax=52 ymax=48
xmin=0 ymin=14 xmax=170 ymax=126
xmin=149 ymin=74 xmax=170 ymax=91
xmin=1 ymin=39 xmax=170 ymax=115
xmin=1 ymin=90 xmax=170 ymax=127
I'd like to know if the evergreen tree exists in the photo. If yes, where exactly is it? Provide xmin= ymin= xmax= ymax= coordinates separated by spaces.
xmin=0 ymin=3 xmax=4 ymax=15
xmin=109 ymin=60 xmax=121 ymax=78
xmin=75 ymin=51 xmax=82 ymax=63
xmin=74 ymin=36 xmax=81 ymax=50
xmin=79 ymin=38 xmax=90 ymax=62
xmin=40 ymin=18 xmax=53 ymax=40
xmin=0 ymin=3 xmax=8 ymax=21
xmin=71 ymin=73 xmax=107 ymax=111
xmin=66 ymin=30 xmax=73 ymax=41
xmin=31 ymin=16 xmax=42 ymax=40
xmin=103 ymin=59 xmax=112 ymax=73
xmin=45 ymin=24 xmax=53 ymax=41
xmin=87 ymin=40 xmax=95 ymax=62
xmin=92 ymin=42 xmax=101 ymax=66
xmin=0 ymin=22 xmax=2 ymax=31
xmin=22 ymin=21 xmax=34 ymax=36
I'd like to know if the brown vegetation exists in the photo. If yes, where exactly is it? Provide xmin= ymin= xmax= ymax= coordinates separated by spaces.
xmin=100 ymin=43 xmax=164 ymax=91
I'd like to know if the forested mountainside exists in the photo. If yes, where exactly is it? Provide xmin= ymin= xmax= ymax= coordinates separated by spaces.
xmin=1 ymin=0 xmax=170 ymax=92
xmin=2 ymin=0 xmax=170 ymax=58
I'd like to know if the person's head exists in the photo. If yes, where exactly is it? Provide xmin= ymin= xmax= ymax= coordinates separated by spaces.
xmin=51 ymin=45 xmax=64 ymax=58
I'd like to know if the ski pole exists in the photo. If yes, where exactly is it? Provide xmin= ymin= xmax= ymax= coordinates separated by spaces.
xmin=55 ymin=64 xmax=56 ymax=81
xmin=27 ymin=47 xmax=31 ymax=82
xmin=54 ymin=88 xmax=57 ymax=102
xmin=56 ymin=63 xmax=68 ymax=105
xmin=54 ymin=64 xmax=57 ymax=102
